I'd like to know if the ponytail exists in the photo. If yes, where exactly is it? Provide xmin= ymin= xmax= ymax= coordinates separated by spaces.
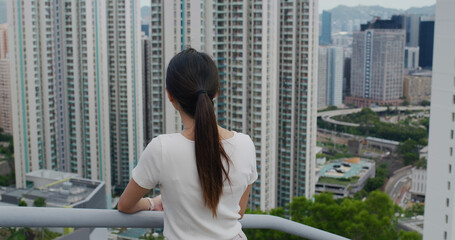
xmin=166 ymin=48 xmax=230 ymax=217
xmin=194 ymin=91 xmax=230 ymax=217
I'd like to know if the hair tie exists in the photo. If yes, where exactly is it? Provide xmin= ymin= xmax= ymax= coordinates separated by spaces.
xmin=195 ymin=90 xmax=207 ymax=95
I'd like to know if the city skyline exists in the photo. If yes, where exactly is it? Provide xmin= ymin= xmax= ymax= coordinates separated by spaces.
xmin=139 ymin=0 xmax=436 ymax=12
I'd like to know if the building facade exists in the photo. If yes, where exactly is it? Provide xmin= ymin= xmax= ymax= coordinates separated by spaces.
xmin=418 ymin=17 xmax=434 ymax=69
xmin=0 ymin=24 xmax=12 ymax=135
xmin=319 ymin=10 xmax=332 ymax=45
xmin=404 ymin=46 xmax=420 ymax=72
xmin=403 ymin=70 xmax=432 ymax=105
xmin=7 ymin=0 xmax=143 ymax=204
xmin=0 ymin=24 xmax=7 ymax=58
xmin=318 ymin=46 xmax=343 ymax=108
xmin=406 ymin=14 xmax=420 ymax=47
xmin=347 ymin=22 xmax=405 ymax=107
xmin=423 ymin=0 xmax=455 ymax=239
xmin=146 ymin=0 xmax=318 ymax=210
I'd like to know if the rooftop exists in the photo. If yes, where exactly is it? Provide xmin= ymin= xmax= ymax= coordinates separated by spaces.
xmin=318 ymin=158 xmax=374 ymax=179
xmin=1 ymin=170 xmax=105 ymax=208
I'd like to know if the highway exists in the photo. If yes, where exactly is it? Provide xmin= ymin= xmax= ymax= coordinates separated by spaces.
xmin=384 ymin=167 xmax=413 ymax=208
xmin=318 ymin=106 xmax=430 ymax=127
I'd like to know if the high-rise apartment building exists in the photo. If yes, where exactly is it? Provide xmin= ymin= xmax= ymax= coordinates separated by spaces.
xmin=0 ymin=58 xmax=11 ymax=135
xmin=0 ymin=24 xmax=12 ymax=135
xmin=423 ymin=0 xmax=455 ymax=239
xmin=318 ymin=46 xmax=343 ymax=108
xmin=147 ymin=0 xmax=318 ymax=210
xmin=419 ymin=17 xmax=435 ymax=69
xmin=7 ymin=0 xmax=143 ymax=204
xmin=319 ymin=10 xmax=332 ymax=45
xmin=0 ymin=24 xmax=7 ymax=58
xmin=346 ymin=18 xmax=405 ymax=107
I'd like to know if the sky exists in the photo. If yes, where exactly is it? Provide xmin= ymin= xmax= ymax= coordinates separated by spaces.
xmin=141 ymin=0 xmax=436 ymax=12
xmin=318 ymin=0 xmax=435 ymax=12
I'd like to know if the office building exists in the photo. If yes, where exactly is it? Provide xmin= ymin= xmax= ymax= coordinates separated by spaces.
xmin=7 ymin=0 xmax=143 ymax=205
xmin=419 ymin=17 xmax=435 ymax=69
xmin=318 ymin=46 xmax=343 ymax=108
xmin=148 ymin=0 xmax=318 ymax=210
xmin=343 ymin=58 xmax=351 ymax=99
xmin=346 ymin=18 xmax=405 ymax=107
xmin=403 ymin=70 xmax=432 ymax=105
xmin=404 ymin=47 xmax=420 ymax=72
xmin=423 ymin=0 xmax=455 ymax=239
xmin=319 ymin=10 xmax=332 ymax=45
xmin=406 ymin=14 xmax=420 ymax=47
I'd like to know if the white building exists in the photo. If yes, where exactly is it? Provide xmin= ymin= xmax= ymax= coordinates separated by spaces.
xmin=410 ymin=167 xmax=426 ymax=201
xmin=147 ymin=0 xmax=318 ymax=210
xmin=0 ymin=24 xmax=12 ymax=135
xmin=423 ymin=0 xmax=455 ymax=239
xmin=7 ymin=0 xmax=143 ymax=205
xmin=404 ymin=47 xmax=420 ymax=72
xmin=318 ymin=46 xmax=343 ymax=108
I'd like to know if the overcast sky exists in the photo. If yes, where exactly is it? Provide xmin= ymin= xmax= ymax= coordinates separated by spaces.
xmin=140 ymin=0 xmax=436 ymax=12
xmin=319 ymin=0 xmax=435 ymax=12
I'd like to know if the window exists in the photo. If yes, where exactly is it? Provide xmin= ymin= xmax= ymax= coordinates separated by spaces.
xmin=446 ymin=215 xmax=449 ymax=223
xmin=453 ymin=112 xmax=455 ymax=122
xmin=447 ymin=198 xmax=450 ymax=207
xmin=450 ymin=164 xmax=452 ymax=173
xmin=452 ymin=130 xmax=454 ymax=139
xmin=451 ymin=147 xmax=454 ymax=156
xmin=449 ymin=181 xmax=451 ymax=190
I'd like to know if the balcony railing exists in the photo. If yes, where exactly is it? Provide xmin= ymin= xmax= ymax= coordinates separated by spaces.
xmin=0 ymin=207 xmax=349 ymax=240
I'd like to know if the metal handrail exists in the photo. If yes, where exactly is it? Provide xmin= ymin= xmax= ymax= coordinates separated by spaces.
xmin=0 ymin=207 xmax=349 ymax=240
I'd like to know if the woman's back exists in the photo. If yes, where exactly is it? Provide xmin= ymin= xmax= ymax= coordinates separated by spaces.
xmin=132 ymin=132 xmax=257 ymax=240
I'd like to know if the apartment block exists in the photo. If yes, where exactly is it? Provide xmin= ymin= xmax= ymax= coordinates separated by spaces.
xmin=423 ymin=0 xmax=455 ymax=239
xmin=146 ymin=0 xmax=318 ymax=210
xmin=7 ymin=0 xmax=143 ymax=205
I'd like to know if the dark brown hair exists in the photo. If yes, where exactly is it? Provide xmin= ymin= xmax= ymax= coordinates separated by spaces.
xmin=166 ymin=48 xmax=230 ymax=217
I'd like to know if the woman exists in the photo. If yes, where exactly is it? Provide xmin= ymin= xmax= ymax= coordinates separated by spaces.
xmin=118 ymin=48 xmax=257 ymax=240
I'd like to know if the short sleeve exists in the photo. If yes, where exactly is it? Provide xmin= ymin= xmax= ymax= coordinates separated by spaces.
xmin=132 ymin=136 xmax=162 ymax=189
xmin=247 ymin=137 xmax=258 ymax=185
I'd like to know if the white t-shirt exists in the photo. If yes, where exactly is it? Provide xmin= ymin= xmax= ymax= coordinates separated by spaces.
xmin=132 ymin=131 xmax=258 ymax=240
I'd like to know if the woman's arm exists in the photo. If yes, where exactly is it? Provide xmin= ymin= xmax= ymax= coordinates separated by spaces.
xmin=118 ymin=178 xmax=162 ymax=213
xmin=238 ymin=184 xmax=252 ymax=219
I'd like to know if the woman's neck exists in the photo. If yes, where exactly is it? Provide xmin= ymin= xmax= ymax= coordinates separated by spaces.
xmin=178 ymin=110 xmax=234 ymax=141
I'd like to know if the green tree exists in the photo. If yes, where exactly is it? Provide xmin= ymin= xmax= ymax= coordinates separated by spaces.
xmin=248 ymin=191 xmax=401 ymax=240
xmin=399 ymin=139 xmax=419 ymax=155
xmin=420 ymin=100 xmax=430 ymax=106
xmin=33 ymin=197 xmax=46 ymax=207
xmin=18 ymin=199 xmax=27 ymax=207
xmin=399 ymin=230 xmax=422 ymax=240
xmin=403 ymin=153 xmax=419 ymax=165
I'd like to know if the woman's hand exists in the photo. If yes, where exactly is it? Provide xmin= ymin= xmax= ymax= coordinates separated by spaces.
xmin=152 ymin=195 xmax=164 ymax=211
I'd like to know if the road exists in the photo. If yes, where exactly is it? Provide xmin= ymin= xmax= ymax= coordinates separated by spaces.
xmin=318 ymin=106 xmax=430 ymax=127
xmin=385 ymin=167 xmax=412 ymax=208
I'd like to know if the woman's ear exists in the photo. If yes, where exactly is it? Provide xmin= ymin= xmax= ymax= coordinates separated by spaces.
xmin=166 ymin=89 xmax=174 ymax=102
